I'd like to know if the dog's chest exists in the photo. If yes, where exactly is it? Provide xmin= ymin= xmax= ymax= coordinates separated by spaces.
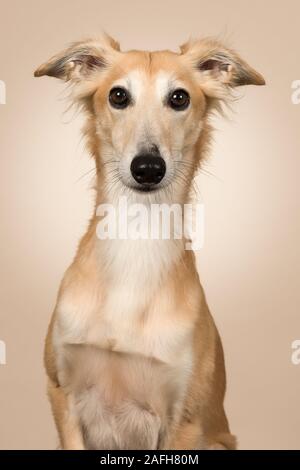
xmin=56 ymin=280 xmax=194 ymax=449
xmin=57 ymin=276 xmax=194 ymax=365
xmin=55 ymin=240 xmax=197 ymax=449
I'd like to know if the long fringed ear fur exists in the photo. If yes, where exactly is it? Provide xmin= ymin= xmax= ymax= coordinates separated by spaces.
xmin=34 ymin=34 xmax=120 ymax=82
xmin=180 ymin=37 xmax=265 ymax=99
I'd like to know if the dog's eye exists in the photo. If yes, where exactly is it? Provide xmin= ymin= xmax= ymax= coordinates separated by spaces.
xmin=109 ymin=87 xmax=130 ymax=109
xmin=168 ymin=89 xmax=190 ymax=111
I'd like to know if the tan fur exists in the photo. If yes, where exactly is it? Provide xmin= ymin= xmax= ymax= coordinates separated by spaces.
xmin=35 ymin=34 xmax=264 ymax=449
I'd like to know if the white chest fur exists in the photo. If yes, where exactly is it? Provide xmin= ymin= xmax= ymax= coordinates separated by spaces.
xmin=56 ymin=236 xmax=193 ymax=363
xmin=56 ymin=272 xmax=194 ymax=367
xmin=53 ymin=237 xmax=196 ymax=449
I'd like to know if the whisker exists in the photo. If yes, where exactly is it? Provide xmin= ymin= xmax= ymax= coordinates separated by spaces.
xmin=102 ymin=160 xmax=120 ymax=166
xmin=76 ymin=167 xmax=97 ymax=183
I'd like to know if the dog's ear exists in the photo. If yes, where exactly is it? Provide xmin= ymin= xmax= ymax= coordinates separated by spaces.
xmin=34 ymin=34 xmax=120 ymax=81
xmin=181 ymin=38 xmax=265 ymax=97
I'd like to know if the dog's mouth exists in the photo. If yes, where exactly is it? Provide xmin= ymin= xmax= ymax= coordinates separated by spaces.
xmin=124 ymin=178 xmax=174 ymax=194
xmin=131 ymin=184 xmax=162 ymax=193
xmin=120 ymin=184 xmax=163 ymax=195
xmin=120 ymin=175 xmax=174 ymax=195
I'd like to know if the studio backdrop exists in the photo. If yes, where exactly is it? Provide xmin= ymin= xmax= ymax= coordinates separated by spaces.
xmin=0 ymin=0 xmax=299 ymax=450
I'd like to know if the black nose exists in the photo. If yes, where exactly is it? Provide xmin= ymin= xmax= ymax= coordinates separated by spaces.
xmin=130 ymin=155 xmax=166 ymax=186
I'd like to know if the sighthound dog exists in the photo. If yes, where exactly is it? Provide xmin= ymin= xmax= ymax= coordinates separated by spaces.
xmin=35 ymin=35 xmax=264 ymax=450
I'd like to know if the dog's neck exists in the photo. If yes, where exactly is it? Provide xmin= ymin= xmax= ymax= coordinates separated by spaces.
xmin=91 ymin=168 xmax=193 ymax=294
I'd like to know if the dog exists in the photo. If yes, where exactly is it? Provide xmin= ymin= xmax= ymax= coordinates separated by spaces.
xmin=35 ymin=34 xmax=264 ymax=450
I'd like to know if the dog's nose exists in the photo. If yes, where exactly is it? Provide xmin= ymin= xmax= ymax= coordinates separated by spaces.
xmin=130 ymin=155 xmax=166 ymax=186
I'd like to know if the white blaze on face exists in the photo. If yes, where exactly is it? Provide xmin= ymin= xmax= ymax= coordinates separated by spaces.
xmin=120 ymin=70 xmax=145 ymax=102
xmin=155 ymin=72 xmax=172 ymax=101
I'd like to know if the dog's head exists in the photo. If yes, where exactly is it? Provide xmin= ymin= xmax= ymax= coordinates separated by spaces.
xmin=35 ymin=35 xmax=264 ymax=198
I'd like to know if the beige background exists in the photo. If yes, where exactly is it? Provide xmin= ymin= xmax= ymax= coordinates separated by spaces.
xmin=0 ymin=0 xmax=299 ymax=450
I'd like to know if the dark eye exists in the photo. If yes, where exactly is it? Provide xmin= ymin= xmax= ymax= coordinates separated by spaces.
xmin=168 ymin=89 xmax=190 ymax=111
xmin=109 ymin=87 xmax=130 ymax=109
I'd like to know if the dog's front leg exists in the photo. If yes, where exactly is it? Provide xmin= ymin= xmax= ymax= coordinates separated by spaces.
xmin=47 ymin=378 xmax=85 ymax=450
xmin=165 ymin=420 xmax=236 ymax=450
xmin=163 ymin=421 xmax=202 ymax=450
